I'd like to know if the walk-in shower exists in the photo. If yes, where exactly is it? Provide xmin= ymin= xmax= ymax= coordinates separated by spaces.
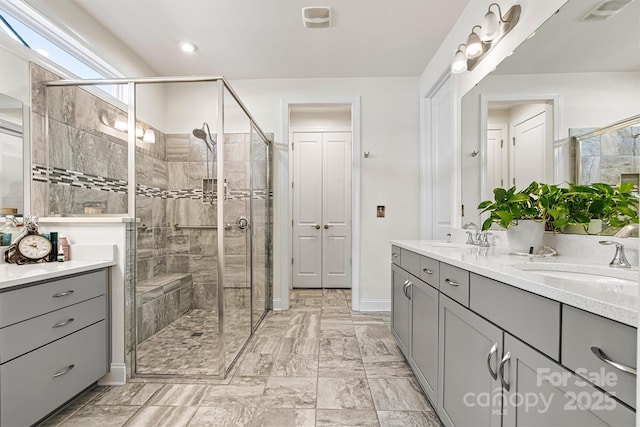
xmin=38 ymin=73 xmax=272 ymax=379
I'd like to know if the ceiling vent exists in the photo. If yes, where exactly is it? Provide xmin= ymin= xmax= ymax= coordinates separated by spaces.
xmin=302 ymin=7 xmax=332 ymax=28
xmin=580 ymin=0 xmax=634 ymax=21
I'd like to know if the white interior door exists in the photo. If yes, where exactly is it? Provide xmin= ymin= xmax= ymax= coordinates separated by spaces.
xmin=432 ymin=78 xmax=452 ymax=239
xmin=511 ymin=111 xmax=545 ymax=189
xmin=322 ymin=133 xmax=352 ymax=288
xmin=292 ymin=133 xmax=322 ymax=287
xmin=487 ymin=127 xmax=506 ymax=189
xmin=292 ymin=132 xmax=352 ymax=289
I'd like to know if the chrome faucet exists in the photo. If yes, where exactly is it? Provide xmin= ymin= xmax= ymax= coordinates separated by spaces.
xmin=462 ymin=222 xmax=479 ymax=245
xmin=599 ymin=241 xmax=631 ymax=268
xmin=614 ymin=223 xmax=639 ymax=238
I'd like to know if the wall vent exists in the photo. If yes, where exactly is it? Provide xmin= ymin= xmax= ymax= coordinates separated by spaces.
xmin=580 ymin=0 xmax=634 ymax=21
xmin=302 ymin=7 xmax=332 ymax=28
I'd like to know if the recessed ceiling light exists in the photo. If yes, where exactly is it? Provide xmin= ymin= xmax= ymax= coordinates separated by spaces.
xmin=180 ymin=42 xmax=198 ymax=53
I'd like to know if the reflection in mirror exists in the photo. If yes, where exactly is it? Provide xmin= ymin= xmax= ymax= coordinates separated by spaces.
xmin=0 ymin=93 xmax=24 ymax=215
xmin=461 ymin=0 xmax=640 ymax=228
xmin=573 ymin=114 xmax=639 ymax=187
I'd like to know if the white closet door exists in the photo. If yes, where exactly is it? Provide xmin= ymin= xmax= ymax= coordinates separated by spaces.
xmin=292 ymin=133 xmax=323 ymax=288
xmin=322 ymin=132 xmax=352 ymax=288
xmin=512 ymin=111 xmax=545 ymax=189
xmin=487 ymin=128 xmax=506 ymax=189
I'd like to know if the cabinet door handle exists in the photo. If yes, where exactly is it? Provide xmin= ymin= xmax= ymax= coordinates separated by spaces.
xmin=444 ymin=278 xmax=459 ymax=287
xmin=406 ymin=282 xmax=412 ymax=300
xmin=486 ymin=343 xmax=498 ymax=380
xmin=591 ymin=347 xmax=637 ymax=376
xmin=402 ymin=282 xmax=410 ymax=298
xmin=499 ymin=352 xmax=511 ymax=392
xmin=52 ymin=364 xmax=75 ymax=378
xmin=422 ymin=268 xmax=434 ymax=275
xmin=52 ymin=290 xmax=75 ymax=298
xmin=52 ymin=318 xmax=75 ymax=328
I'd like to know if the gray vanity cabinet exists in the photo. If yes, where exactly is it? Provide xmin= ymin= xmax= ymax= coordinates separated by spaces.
xmin=391 ymin=264 xmax=410 ymax=355
xmin=409 ymin=276 xmax=439 ymax=405
xmin=0 ymin=269 xmax=110 ymax=427
xmin=438 ymin=294 xmax=503 ymax=427
xmin=502 ymin=334 xmax=635 ymax=427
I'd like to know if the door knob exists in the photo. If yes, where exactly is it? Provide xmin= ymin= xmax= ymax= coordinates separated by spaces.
xmin=314 ymin=224 xmax=320 ymax=230
xmin=324 ymin=224 xmax=329 ymax=229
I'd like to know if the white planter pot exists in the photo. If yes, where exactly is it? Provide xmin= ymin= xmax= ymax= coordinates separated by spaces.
xmin=506 ymin=220 xmax=545 ymax=254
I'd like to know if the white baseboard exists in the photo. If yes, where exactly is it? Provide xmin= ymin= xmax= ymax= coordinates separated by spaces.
xmin=272 ymin=297 xmax=284 ymax=311
xmin=357 ymin=299 xmax=391 ymax=312
xmin=98 ymin=363 xmax=127 ymax=386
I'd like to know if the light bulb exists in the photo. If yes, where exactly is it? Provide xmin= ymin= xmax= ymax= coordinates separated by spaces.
xmin=114 ymin=113 xmax=127 ymax=132
xmin=465 ymin=30 xmax=483 ymax=59
xmin=481 ymin=10 xmax=501 ymax=42
xmin=451 ymin=48 xmax=468 ymax=74
xmin=135 ymin=125 xmax=144 ymax=138
xmin=143 ymin=129 xmax=156 ymax=144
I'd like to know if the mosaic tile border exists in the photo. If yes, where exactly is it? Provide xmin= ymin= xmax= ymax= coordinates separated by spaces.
xmin=33 ymin=165 xmax=273 ymax=200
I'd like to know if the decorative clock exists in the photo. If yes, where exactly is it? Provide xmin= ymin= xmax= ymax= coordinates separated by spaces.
xmin=4 ymin=216 xmax=52 ymax=264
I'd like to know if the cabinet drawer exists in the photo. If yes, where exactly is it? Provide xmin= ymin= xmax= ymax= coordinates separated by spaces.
xmin=1 ymin=321 xmax=108 ymax=427
xmin=470 ymin=273 xmax=560 ymax=360
xmin=400 ymin=248 xmax=421 ymax=277
xmin=419 ymin=256 xmax=439 ymax=289
xmin=0 ymin=295 xmax=106 ymax=363
xmin=439 ymin=263 xmax=469 ymax=307
xmin=391 ymin=245 xmax=401 ymax=265
xmin=0 ymin=269 xmax=107 ymax=327
xmin=562 ymin=305 xmax=637 ymax=409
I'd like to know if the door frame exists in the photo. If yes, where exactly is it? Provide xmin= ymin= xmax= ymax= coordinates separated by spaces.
xmin=479 ymin=94 xmax=559 ymax=206
xmin=280 ymin=97 xmax=361 ymax=310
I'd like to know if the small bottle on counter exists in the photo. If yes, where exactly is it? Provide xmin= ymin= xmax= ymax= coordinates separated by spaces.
xmin=48 ymin=232 xmax=58 ymax=262
xmin=0 ymin=215 xmax=20 ymax=246
xmin=58 ymin=236 xmax=70 ymax=261
xmin=57 ymin=246 xmax=64 ymax=262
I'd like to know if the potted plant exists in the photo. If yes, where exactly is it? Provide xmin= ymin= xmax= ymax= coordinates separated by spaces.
xmin=562 ymin=182 xmax=638 ymax=234
xmin=478 ymin=182 xmax=563 ymax=253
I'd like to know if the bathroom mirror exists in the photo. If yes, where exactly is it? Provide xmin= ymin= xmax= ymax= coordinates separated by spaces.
xmin=460 ymin=0 xmax=640 ymax=227
xmin=0 ymin=92 xmax=25 ymax=215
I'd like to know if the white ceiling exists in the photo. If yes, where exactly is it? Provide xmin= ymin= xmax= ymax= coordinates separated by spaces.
xmin=66 ymin=0 xmax=470 ymax=79
xmin=495 ymin=0 xmax=640 ymax=74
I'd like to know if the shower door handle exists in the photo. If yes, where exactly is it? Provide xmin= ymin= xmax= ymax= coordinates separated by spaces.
xmin=237 ymin=216 xmax=249 ymax=230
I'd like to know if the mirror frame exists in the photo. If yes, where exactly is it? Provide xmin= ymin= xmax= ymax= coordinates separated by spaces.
xmin=0 ymin=94 xmax=29 ymax=216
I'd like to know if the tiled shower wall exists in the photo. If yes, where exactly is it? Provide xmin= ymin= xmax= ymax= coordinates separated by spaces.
xmin=573 ymin=125 xmax=640 ymax=186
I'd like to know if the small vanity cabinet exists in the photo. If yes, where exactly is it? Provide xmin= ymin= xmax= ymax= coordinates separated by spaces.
xmin=391 ymin=245 xmax=636 ymax=427
xmin=0 ymin=268 xmax=110 ymax=427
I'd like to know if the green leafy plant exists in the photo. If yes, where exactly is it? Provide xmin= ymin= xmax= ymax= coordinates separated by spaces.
xmin=478 ymin=182 xmax=547 ymax=231
xmin=563 ymin=182 xmax=638 ymax=231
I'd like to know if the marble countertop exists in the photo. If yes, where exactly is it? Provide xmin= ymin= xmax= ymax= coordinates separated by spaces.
xmin=0 ymin=260 xmax=116 ymax=291
xmin=391 ymin=240 xmax=639 ymax=327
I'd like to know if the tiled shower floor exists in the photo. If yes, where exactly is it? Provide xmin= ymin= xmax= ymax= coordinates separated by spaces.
xmin=40 ymin=289 xmax=440 ymax=427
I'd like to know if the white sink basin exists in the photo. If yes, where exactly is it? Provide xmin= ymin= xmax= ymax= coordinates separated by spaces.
xmin=513 ymin=263 xmax=639 ymax=287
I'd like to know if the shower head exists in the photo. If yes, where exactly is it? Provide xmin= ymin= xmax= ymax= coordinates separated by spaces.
xmin=192 ymin=122 xmax=214 ymax=151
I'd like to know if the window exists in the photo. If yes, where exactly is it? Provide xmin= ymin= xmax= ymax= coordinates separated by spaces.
xmin=0 ymin=1 xmax=126 ymax=101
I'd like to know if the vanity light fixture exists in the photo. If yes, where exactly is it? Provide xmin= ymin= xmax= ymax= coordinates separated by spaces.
xmin=451 ymin=44 xmax=468 ymax=74
xmin=450 ymin=3 xmax=521 ymax=74
xmin=465 ymin=26 xmax=483 ymax=59
xmin=114 ymin=113 xmax=127 ymax=132
xmin=99 ymin=110 xmax=155 ymax=143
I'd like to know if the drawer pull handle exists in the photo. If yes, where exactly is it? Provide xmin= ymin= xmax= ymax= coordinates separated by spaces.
xmin=52 ymin=364 xmax=75 ymax=378
xmin=52 ymin=318 xmax=75 ymax=328
xmin=591 ymin=347 xmax=637 ymax=376
xmin=499 ymin=352 xmax=511 ymax=392
xmin=444 ymin=278 xmax=459 ymax=287
xmin=392 ymin=253 xmax=399 ymax=258
xmin=422 ymin=268 xmax=434 ymax=275
xmin=52 ymin=290 xmax=75 ymax=298
xmin=486 ymin=343 xmax=498 ymax=380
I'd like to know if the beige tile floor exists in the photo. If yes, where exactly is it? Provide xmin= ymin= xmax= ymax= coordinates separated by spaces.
xmin=39 ymin=289 xmax=441 ymax=427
